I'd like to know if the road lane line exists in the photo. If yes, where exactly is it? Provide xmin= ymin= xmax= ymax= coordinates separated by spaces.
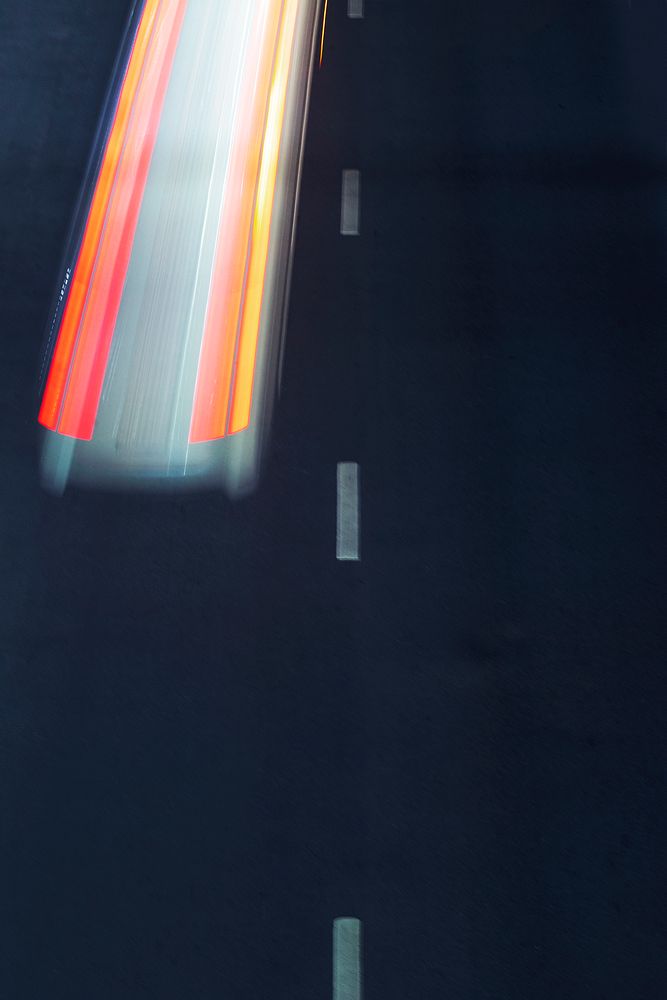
xmin=336 ymin=463 xmax=360 ymax=561
xmin=340 ymin=169 xmax=360 ymax=235
xmin=333 ymin=918 xmax=363 ymax=1000
xmin=347 ymin=0 xmax=364 ymax=18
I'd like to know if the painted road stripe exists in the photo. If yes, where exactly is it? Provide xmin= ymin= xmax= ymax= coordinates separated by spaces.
xmin=333 ymin=918 xmax=363 ymax=1000
xmin=347 ymin=0 xmax=364 ymax=18
xmin=336 ymin=462 xmax=360 ymax=561
xmin=340 ymin=169 xmax=360 ymax=235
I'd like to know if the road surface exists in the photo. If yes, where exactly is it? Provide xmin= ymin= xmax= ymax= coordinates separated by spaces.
xmin=1 ymin=1 xmax=666 ymax=997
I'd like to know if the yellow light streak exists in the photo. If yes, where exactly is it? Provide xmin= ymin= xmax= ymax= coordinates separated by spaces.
xmin=228 ymin=0 xmax=300 ymax=434
xmin=320 ymin=0 xmax=328 ymax=67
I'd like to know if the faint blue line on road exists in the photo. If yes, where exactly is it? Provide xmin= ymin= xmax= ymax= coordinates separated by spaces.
xmin=336 ymin=462 xmax=360 ymax=561
xmin=347 ymin=0 xmax=364 ymax=18
xmin=333 ymin=918 xmax=363 ymax=1000
xmin=340 ymin=169 xmax=360 ymax=235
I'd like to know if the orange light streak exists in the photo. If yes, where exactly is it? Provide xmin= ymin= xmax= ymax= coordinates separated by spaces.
xmin=319 ymin=0 xmax=328 ymax=67
xmin=39 ymin=0 xmax=163 ymax=432
xmin=39 ymin=0 xmax=187 ymax=439
xmin=189 ymin=0 xmax=284 ymax=443
xmin=228 ymin=0 xmax=300 ymax=434
xmin=58 ymin=0 xmax=187 ymax=439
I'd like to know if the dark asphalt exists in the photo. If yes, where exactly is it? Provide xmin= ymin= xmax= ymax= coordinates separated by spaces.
xmin=1 ymin=1 xmax=666 ymax=997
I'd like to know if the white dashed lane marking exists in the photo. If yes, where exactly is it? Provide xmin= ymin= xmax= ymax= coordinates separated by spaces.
xmin=340 ymin=169 xmax=360 ymax=235
xmin=337 ymin=462 xmax=360 ymax=561
xmin=333 ymin=918 xmax=363 ymax=1000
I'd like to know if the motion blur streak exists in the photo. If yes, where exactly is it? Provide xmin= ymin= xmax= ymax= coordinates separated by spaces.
xmin=58 ymin=0 xmax=187 ymax=439
xmin=228 ymin=0 xmax=300 ymax=434
xmin=189 ymin=0 xmax=283 ymax=443
xmin=320 ymin=0 xmax=328 ymax=66
xmin=38 ymin=0 xmax=163 ymax=432
xmin=38 ymin=0 xmax=321 ymax=496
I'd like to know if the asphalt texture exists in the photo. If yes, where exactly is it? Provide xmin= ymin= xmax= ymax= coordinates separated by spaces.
xmin=1 ymin=1 xmax=666 ymax=997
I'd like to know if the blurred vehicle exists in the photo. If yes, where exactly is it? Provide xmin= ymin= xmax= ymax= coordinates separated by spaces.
xmin=38 ymin=0 xmax=322 ymax=497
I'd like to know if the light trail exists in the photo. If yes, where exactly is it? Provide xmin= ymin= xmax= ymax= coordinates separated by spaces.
xmin=229 ymin=0 xmax=301 ymax=434
xmin=320 ymin=0 xmax=328 ymax=66
xmin=38 ymin=0 xmax=321 ymax=496
xmin=58 ymin=0 xmax=187 ymax=439
xmin=189 ymin=0 xmax=283 ymax=443
xmin=38 ymin=0 xmax=165 ymax=433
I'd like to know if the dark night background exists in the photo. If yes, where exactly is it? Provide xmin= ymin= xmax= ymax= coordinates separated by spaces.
xmin=1 ymin=1 xmax=666 ymax=997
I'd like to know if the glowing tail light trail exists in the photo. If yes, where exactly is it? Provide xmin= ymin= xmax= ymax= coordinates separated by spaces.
xmin=188 ymin=0 xmax=284 ymax=443
xmin=229 ymin=0 xmax=300 ymax=434
xmin=319 ymin=0 xmax=328 ymax=67
xmin=189 ymin=0 xmax=301 ymax=440
xmin=38 ymin=0 xmax=321 ymax=495
xmin=39 ymin=0 xmax=187 ymax=438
